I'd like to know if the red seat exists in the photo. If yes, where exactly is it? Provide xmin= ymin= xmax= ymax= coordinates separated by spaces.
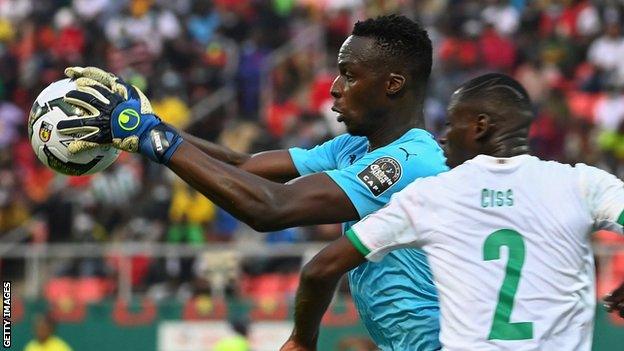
xmin=44 ymin=278 xmax=75 ymax=302
xmin=241 ymin=273 xmax=298 ymax=300
xmin=566 ymin=91 xmax=603 ymax=121
xmin=75 ymin=278 xmax=110 ymax=303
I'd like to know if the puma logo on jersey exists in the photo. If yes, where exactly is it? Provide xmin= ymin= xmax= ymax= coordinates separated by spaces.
xmin=349 ymin=154 xmax=357 ymax=165
xmin=399 ymin=147 xmax=418 ymax=161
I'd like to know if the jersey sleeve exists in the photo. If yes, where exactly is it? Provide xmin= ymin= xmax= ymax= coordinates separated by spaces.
xmin=346 ymin=187 xmax=426 ymax=262
xmin=288 ymin=135 xmax=350 ymax=175
xmin=577 ymin=163 xmax=624 ymax=233
xmin=325 ymin=143 xmax=447 ymax=218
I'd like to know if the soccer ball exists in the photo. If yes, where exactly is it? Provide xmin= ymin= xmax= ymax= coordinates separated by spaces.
xmin=28 ymin=78 xmax=120 ymax=176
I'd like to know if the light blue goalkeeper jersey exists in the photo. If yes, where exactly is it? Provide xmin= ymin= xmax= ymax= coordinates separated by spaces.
xmin=289 ymin=128 xmax=448 ymax=351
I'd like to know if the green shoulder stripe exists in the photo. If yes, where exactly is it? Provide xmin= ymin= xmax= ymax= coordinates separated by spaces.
xmin=345 ymin=228 xmax=371 ymax=256
xmin=618 ymin=209 xmax=624 ymax=226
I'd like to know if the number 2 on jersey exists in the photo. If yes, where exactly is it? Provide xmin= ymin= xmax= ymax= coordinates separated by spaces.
xmin=483 ymin=229 xmax=533 ymax=340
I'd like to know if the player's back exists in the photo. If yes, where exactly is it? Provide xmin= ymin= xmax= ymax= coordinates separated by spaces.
xmin=409 ymin=155 xmax=623 ymax=350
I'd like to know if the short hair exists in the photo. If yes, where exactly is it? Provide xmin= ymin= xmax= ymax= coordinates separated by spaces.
xmin=352 ymin=15 xmax=432 ymax=89
xmin=454 ymin=73 xmax=534 ymax=122
xmin=35 ymin=313 xmax=56 ymax=330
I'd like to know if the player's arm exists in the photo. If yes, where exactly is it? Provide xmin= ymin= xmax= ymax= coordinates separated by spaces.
xmin=180 ymin=132 xmax=300 ymax=183
xmin=168 ymin=142 xmax=358 ymax=231
xmin=577 ymin=164 xmax=624 ymax=317
xmin=58 ymin=66 xmax=300 ymax=183
xmin=56 ymin=69 xmax=357 ymax=230
xmin=281 ymin=190 xmax=421 ymax=350
xmin=281 ymin=236 xmax=365 ymax=350
xmin=604 ymin=283 xmax=624 ymax=319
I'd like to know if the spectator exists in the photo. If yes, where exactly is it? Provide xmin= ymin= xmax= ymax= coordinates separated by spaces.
xmin=214 ymin=319 xmax=250 ymax=351
xmin=588 ymin=21 xmax=624 ymax=87
xmin=481 ymin=0 xmax=520 ymax=36
xmin=24 ymin=314 xmax=72 ymax=351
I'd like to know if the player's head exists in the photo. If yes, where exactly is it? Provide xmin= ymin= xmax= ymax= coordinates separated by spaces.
xmin=439 ymin=73 xmax=534 ymax=168
xmin=33 ymin=314 xmax=56 ymax=342
xmin=330 ymin=15 xmax=432 ymax=136
xmin=230 ymin=318 xmax=249 ymax=337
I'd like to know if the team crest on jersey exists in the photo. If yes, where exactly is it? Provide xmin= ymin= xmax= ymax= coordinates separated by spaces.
xmin=357 ymin=157 xmax=402 ymax=196
xmin=39 ymin=121 xmax=53 ymax=142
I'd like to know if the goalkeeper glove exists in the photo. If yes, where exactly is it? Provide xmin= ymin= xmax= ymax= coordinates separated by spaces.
xmin=58 ymin=66 xmax=154 ymax=152
xmin=57 ymin=81 xmax=182 ymax=164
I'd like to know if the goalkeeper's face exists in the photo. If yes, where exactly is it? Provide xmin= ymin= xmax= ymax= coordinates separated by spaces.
xmin=330 ymin=35 xmax=396 ymax=137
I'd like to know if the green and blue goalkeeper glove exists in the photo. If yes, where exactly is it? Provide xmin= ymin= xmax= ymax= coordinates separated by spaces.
xmin=56 ymin=69 xmax=183 ymax=164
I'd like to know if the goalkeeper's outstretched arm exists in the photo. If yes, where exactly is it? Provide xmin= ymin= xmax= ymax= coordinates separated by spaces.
xmin=60 ymin=66 xmax=300 ymax=184
xmin=181 ymin=131 xmax=299 ymax=183
xmin=58 ymin=66 xmax=359 ymax=231
xmin=168 ymin=141 xmax=359 ymax=232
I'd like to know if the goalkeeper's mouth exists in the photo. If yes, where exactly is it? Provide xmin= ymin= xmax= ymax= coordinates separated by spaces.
xmin=332 ymin=106 xmax=345 ymax=123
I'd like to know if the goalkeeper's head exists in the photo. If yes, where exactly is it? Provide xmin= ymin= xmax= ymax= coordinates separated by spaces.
xmin=330 ymin=15 xmax=432 ymax=137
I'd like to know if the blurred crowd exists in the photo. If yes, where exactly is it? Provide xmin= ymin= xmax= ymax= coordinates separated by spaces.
xmin=2 ymin=0 xmax=624 ymax=303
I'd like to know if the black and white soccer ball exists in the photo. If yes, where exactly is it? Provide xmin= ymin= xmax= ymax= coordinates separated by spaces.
xmin=28 ymin=78 xmax=120 ymax=176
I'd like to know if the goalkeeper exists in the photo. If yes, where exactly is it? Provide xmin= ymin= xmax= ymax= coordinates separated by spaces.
xmin=57 ymin=15 xmax=449 ymax=350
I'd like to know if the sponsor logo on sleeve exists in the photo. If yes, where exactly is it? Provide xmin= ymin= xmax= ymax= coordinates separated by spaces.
xmin=357 ymin=157 xmax=402 ymax=196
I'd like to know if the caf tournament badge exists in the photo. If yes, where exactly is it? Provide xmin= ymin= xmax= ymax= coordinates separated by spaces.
xmin=39 ymin=121 xmax=53 ymax=142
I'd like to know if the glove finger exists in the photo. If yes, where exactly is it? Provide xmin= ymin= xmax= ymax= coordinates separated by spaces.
xmin=56 ymin=118 xmax=100 ymax=138
xmin=74 ymin=79 xmax=122 ymax=108
xmin=83 ymin=67 xmax=129 ymax=99
xmin=57 ymin=117 xmax=89 ymax=131
xmin=65 ymin=90 xmax=107 ymax=114
xmin=72 ymin=66 xmax=128 ymax=99
xmin=90 ymin=84 xmax=122 ymax=104
xmin=132 ymin=85 xmax=154 ymax=114
xmin=113 ymin=136 xmax=139 ymax=153
xmin=74 ymin=77 xmax=113 ymax=92
xmin=67 ymin=66 xmax=115 ymax=86
xmin=111 ymin=81 xmax=129 ymax=100
xmin=64 ymin=66 xmax=86 ymax=79
xmin=67 ymin=140 xmax=102 ymax=154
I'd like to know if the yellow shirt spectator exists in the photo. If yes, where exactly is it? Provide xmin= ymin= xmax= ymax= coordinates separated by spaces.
xmin=152 ymin=96 xmax=191 ymax=129
xmin=214 ymin=335 xmax=249 ymax=351
xmin=24 ymin=336 xmax=72 ymax=351
xmin=169 ymin=180 xmax=216 ymax=224
xmin=26 ymin=315 xmax=72 ymax=351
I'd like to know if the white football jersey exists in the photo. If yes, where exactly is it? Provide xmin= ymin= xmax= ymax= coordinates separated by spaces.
xmin=348 ymin=155 xmax=624 ymax=351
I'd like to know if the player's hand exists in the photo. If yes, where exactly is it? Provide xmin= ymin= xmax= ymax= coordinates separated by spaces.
xmin=64 ymin=66 xmax=153 ymax=113
xmin=604 ymin=282 xmax=624 ymax=318
xmin=58 ymin=80 xmax=159 ymax=153
xmin=279 ymin=339 xmax=315 ymax=351
xmin=60 ymin=66 xmax=155 ymax=153
xmin=57 ymin=82 xmax=182 ymax=164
